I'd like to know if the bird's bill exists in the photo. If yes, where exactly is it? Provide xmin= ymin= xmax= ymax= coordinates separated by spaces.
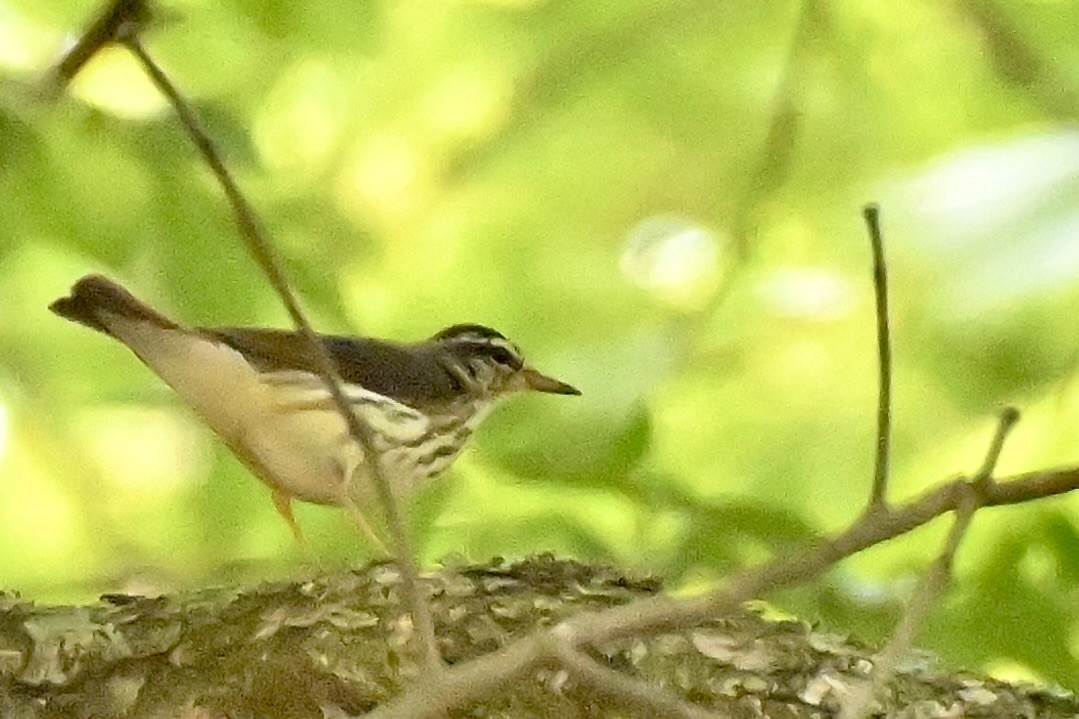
xmin=521 ymin=367 xmax=581 ymax=395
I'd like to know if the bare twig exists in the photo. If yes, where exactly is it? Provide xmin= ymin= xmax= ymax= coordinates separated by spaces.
xmin=121 ymin=35 xmax=441 ymax=671
xmin=52 ymin=0 xmax=150 ymax=86
xmin=552 ymin=645 xmax=721 ymax=719
xmin=841 ymin=494 xmax=976 ymax=718
xmin=863 ymin=203 xmax=892 ymax=509
xmin=840 ymin=498 xmax=977 ymax=719
xmin=974 ymin=406 xmax=1021 ymax=483
xmin=842 ymin=407 xmax=1020 ymax=718
xmin=56 ymin=0 xmax=441 ymax=672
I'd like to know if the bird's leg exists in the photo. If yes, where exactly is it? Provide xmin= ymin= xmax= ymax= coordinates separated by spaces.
xmin=221 ymin=437 xmax=320 ymax=562
xmin=343 ymin=497 xmax=391 ymax=558
xmin=341 ymin=452 xmax=392 ymax=558
xmin=271 ymin=489 xmax=316 ymax=556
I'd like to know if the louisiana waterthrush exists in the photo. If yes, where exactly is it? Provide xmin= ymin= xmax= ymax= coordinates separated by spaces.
xmin=50 ymin=275 xmax=580 ymax=552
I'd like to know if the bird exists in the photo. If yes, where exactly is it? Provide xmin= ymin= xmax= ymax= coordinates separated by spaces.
xmin=50 ymin=274 xmax=580 ymax=553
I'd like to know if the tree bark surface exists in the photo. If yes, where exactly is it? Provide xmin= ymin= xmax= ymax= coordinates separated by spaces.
xmin=0 ymin=556 xmax=1071 ymax=718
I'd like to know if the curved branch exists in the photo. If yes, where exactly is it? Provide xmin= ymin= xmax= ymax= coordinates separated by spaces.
xmin=366 ymin=463 xmax=1079 ymax=718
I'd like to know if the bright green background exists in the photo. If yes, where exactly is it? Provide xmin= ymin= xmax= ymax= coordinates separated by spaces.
xmin=3 ymin=0 xmax=1079 ymax=691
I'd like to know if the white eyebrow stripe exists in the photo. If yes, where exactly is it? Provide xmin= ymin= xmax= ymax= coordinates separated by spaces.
xmin=455 ymin=337 xmax=524 ymax=360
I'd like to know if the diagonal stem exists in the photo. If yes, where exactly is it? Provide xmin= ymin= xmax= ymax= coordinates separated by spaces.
xmin=840 ymin=495 xmax=976 ymax=719
xmin=52 ymin=0 xmax=150 ymax=86
xmin=553 ymin=644 xmax=721 ymax=719
xmin=842 ymin=407 xmax=1019 ymax=719
xmin=44 ymin=0 xmax=445 ymax=670
xmin=121 ymin=35 xmax=442 ymax=671
xmin=974 ymin=406 xmax=1020 ymax=482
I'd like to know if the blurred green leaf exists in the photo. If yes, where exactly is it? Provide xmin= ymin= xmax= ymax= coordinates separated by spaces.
xmin=483 ymin=401 xmax=652 ymax=484
xmin=3 ymin=0 xmax=1079 ymax=692
xmin=928 ymin=530 xmax=1079 ymax=685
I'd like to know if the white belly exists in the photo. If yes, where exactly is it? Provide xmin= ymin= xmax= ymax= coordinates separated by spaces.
xmin=239 ymin=405 xmax=355 ymax=504
xmin=106 ymin=321 xmax=355 ymax=504
xmin=102 ymin=319 xmax=485 ymax=508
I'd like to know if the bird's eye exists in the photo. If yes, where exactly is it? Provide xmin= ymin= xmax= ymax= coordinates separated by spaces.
xmin=487 ymin=346 xmax=520 ymax=369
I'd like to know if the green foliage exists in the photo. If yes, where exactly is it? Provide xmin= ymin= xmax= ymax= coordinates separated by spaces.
xmin=2 ymin=0 xmax=1079 ymax=692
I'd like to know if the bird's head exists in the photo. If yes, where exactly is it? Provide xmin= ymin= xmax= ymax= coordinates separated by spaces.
xmin=431 ymin=324 xmax=580 ymax=398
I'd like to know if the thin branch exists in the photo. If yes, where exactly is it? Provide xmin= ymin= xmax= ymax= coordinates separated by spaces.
xmin=842 ymin=407 xmax=1019 ymax=718
xmin=54 ymin=0 xmax=440 ymax=671
xmin=119 ymin=35 xmax=441 ymax=671
xmin=51 ymin=0 xmax=150 ymax=86
xmin=552 ymin=645 xmax=721 ymax=719
xmin=841 ymin=492 xmax=978 ymax=719
xmin=974 ymin=406 xmax=1021 ymax=483
xmin=863 ymin=203 xmax=892 ymax=509
xmin=364 ymin=462 xmax=1079 ymax=718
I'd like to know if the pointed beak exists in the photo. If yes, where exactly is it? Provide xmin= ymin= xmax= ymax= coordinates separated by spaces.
xmin=521 ymin=367 xmax=581 ymax=395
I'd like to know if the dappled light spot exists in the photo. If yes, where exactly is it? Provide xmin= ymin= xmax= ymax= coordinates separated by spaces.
xmin=891 ymin=131 xmax=1079 ymax=312
xmin=76 ymin=405 xmax=210 ymax=501
xmin=0 ymin=8 xmax=59 ymax=73
xmin=472 ymin=0 xmax=543 ymax=8
xmin=68 ymin=45 xmax=166 ymax=119
xmin=1018 ymin=541 xmax=1059 ymax=589
xmin=0 ymin=441 xmax=81 ymax=568
xmin=982 ymin=660 xmax=1047 ymax=690
xmin=419 ymin=63 xmax=511 ymax=145
xmin=0 ymin=400 xmax=8 ymax=465
xmin=336 ymin=132 xmax=434 ymax=225
xmin=897 ymin=131 xmax=1079 ymax=247
xmin=620 ymin=215 xmax=726 ymax=310
xmin=756 ymin=267 xmax=854 ymax=321
xmin=253 ymin=59 xmax=348 ymax=176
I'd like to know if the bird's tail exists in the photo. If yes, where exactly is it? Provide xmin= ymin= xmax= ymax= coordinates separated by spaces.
xmin=49 ymin=275 xmax=178 ymax=336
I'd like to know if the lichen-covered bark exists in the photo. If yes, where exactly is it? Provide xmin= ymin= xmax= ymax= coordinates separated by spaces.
xmin=0 ymin=556 xmax=1072 ymax=718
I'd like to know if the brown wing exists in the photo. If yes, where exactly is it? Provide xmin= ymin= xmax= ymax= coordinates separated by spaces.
xmin=204 ymin=327 xmax=466 ymax=407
